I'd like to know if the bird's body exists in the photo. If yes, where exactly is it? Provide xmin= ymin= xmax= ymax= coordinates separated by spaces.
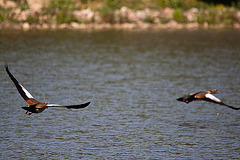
xmin=22 ymin=101 xmax=48 ymax=115
xmin=5 ymin=65 xmax=90 ymax=115
xmin=177 ymin=89 xmax=239 ymax=110
xmin=177 ymin=90 xmax=219 ymax=103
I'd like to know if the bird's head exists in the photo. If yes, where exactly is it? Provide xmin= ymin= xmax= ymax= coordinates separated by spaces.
xmin=210 ymin=89 xmax=220 ymax=94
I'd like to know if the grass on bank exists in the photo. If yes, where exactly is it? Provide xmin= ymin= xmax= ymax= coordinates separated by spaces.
xmin=0 ymin=0 xmax=240 ymax=25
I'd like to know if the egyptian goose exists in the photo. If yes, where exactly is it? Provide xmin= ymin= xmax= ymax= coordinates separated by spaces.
xmin=177 ymin=89 xmax=239 ymax=110
xmin=5 ymin=65 xmax=91 ymax=115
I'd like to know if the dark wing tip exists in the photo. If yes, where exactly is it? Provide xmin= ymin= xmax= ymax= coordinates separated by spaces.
xmin=66 ymin=101 xmax=91 ymax=109
xmin=223 ymin=103 xmax=240 ymax=110
xmin=85 ymin=101 xmax=91 ymax=106
xmin=80 ymin=101 xmax=91 ymax=108
xmin=5 ymin=65 xmax=32 ymax=101
xmin=204 ymin=99 xmax=240 ymax=110
xmin=231 ymin=107 xmax=240 ymax=110
xmin=5 ymin=64 xmax=9 ymax=72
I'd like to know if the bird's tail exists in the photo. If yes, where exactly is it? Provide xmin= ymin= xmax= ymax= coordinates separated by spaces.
xmin=177 ymin=97 xmax=190 ymax=103
xmin=177 ymin=97 xmax=184 ymax=102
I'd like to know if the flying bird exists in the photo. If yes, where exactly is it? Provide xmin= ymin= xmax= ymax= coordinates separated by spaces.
xmin=177 ymin=89 xmax=239 ymax=110
xmin=5 ymin=65 xmax=91 ymax=115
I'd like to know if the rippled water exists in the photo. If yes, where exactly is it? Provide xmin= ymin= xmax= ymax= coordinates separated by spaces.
xmin=0 ymin=29 xmax=240 ymax=159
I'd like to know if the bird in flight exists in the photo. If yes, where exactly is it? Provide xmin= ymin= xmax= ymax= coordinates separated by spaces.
xmin=5 ymin=65 xmax=91 ymax=115
xmin=177 ymin=89 xmax=239 ymax=110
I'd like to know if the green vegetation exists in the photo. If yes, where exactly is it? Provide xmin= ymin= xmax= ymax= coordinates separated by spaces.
xmin=8 ymin=0 xmax=240 ymax=10
xmin=0 ymin=12 xmax=4 ymax=23
xmin=144 ymin=15 xmax=154 ymax=23
xmin=0 ymin=7 xmax=14 ymax=23
xmin=49 ymin=0 xmax=75 ymax=10
xmin=197 ymin=14 xmax=205 ymax=24
xmin=45 ymin=0 xmax=77 ymax=24
xmin=1 ymin=0 xmax=240 ymax=28
xmin=25 ymin=14 xmax=39 ymax=24
xmin=196 ymin=7 xmax=238 ymax=25
xmin=99 ymin=0 xmax=120 ymax=23
xmin=155 ymin=0 xmax=186 ymax=9
xmin=173 ymin=9 xmax=186 ymax=23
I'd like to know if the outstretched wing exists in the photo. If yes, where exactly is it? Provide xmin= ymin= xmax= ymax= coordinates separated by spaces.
xmin=47 ymin=102 xmax=91 ymax=109
xmin=204 ymin=93 xmax=240 ymax=110
xmin=5 ymin=65 xmax=36 ymax=104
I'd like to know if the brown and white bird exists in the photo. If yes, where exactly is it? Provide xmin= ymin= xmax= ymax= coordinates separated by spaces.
xmin=5 ymin=65 xmax=91 ymax=115
xmin=177 ymin=89 xmax=239 ymax=110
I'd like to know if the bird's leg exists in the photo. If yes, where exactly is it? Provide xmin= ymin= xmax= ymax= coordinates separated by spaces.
xmin=25 ymin=111 xmax=32 ymax=115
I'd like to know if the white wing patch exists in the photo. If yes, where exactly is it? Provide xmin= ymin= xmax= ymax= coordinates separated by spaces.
xmin=205 ymin=93 xmax=221 ymax=103
xmin=19 ymin=84 xmax=34 ymax=98
xmin=46 ymin=104 xmax=62 ymax=107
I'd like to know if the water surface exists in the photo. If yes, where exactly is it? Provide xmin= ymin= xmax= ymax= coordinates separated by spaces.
xmin=0 ymin=29 xmax=240 ymax=159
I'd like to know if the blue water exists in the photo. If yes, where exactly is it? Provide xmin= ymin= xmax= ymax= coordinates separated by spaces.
xmin=0 ymin=29 xmax=240 ymax=159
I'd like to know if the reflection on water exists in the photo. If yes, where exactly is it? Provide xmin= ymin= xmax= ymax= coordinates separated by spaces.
xmin=0 ymin=29 xmax=240 ymax=159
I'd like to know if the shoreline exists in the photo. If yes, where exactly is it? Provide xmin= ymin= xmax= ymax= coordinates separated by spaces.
xmin=1 ymin=4 xmax=240 ymax=31
xmin=1 ymin=22 xmax=240 ymax=30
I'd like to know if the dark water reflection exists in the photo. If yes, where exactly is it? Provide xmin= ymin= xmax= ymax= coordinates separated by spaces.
xmin=0 ymin=29 xmax=240 ymax=159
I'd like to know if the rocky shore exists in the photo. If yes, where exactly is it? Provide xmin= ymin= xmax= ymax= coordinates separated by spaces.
xmin=3 ymin=21 xmax=239 ymax=30
xmin=1 ymin=1 xmax=240 ymax=30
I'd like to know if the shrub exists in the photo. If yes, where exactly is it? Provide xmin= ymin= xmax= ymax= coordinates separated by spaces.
xmin=117 ymin=14 xmax=129 ymax=24
xmin=49 ymin=0 xmax=75 ymax=10
xmin=104 ymin=0 xmax=120 ymax=10
xmin=206 ymin=8 xmax=217 ymax=24
xmin=99 ymin=0 xmax=120 ymax=23
xmin=144 ymin=15 xmax=154 ymax=23
xmin=26 ymin=15 xmax=39 ymax=24
xmin=55 ymin=11 xmax=78 ymax=24
xmin=42 ymin=0 xmax=77 ymax=24
xmin=222 ymin=9 xmax=235 ymax=25
xmin=154 ymin=0 xmax=189 ymax=9
xmin=99 ymin=7 xmax=115 ymax=23
xmin=19 ymin=0 xmax=29 ymax=10
xmin=197 ymin=14 xmax=205 ymax=24
xmin=173 ymin=9 xmax=186 ymax=23
xmin=0 ymin=13 xmax=4 ymax=22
